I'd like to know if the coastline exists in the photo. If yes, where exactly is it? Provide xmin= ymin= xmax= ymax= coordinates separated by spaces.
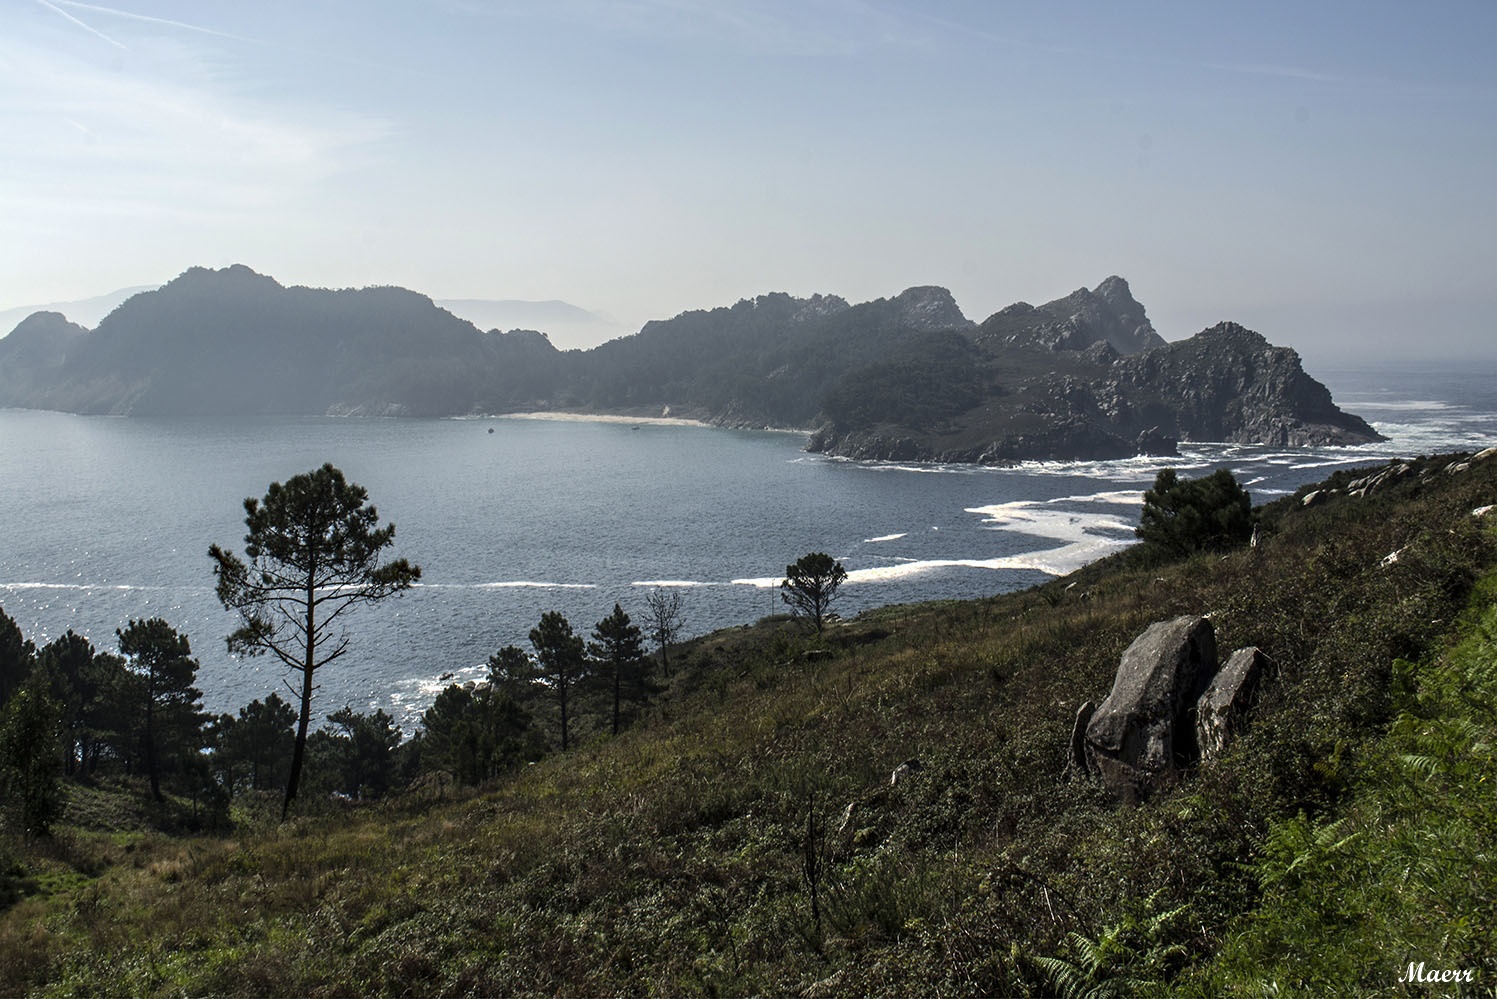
xmin=494 ymin=411 xmax=712 ymax=428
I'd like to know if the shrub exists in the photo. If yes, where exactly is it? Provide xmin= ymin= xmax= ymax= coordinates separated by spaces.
xmin=1136 ymin=468 xmax=1254 ymax=558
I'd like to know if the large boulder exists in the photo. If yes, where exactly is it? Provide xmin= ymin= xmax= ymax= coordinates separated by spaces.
xmin=1196 ymin=647 xmax=1267 ymax=759
xmin=1084 ymin=616 xmax=1218 ymax=795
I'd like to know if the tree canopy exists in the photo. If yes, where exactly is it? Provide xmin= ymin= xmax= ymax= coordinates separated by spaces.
xmin=590 ymin=604 xmax=650 ymax=736
xmin=1135 ymin=468 xmax=1255 ymax=559
xmin=117 ymin=619 xmax=204 ymax=802
xmin=530 ymin=611 xmax=586 ymax=751
xmin=209 ymin=463 xmax=420 ymax=819
xmin=781 ymin=552 xmax=849 ymax=635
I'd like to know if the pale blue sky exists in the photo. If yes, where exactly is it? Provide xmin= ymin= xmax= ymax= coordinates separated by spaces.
xmin=3 ymin=0 xmax=1494 ymax=361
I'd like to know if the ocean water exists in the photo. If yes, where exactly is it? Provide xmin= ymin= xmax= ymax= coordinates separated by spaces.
xmin=2 ymin=361 xmax=1493 ymax=728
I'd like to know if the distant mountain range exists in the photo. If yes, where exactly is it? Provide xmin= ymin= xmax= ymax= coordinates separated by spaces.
xmin=0 ymin=265 xmax=1382 ymax=463
xmin=0 ymin=284 xmax=623 ymax=353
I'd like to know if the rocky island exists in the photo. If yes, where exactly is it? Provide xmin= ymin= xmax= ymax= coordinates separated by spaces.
xmin=0 ymin=266 xmax=1382 ymax=462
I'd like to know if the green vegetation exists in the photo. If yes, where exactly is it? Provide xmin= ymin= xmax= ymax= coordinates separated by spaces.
xmin=781 ymin=551 xmax=849 ymax=635
xmin=1136 ymin=467 xmax=1256 ymax=559
xmin=210 ymin=464 xmax=421 ymax=819
xmin=0 ymin=451 xmax=1493 ymax=995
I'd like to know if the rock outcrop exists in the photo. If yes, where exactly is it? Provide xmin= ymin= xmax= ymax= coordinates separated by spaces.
xmin=975 ymin=276 xmax=1165 ymax=356
xmin=1196 ymin=647 xmax=1267 ymax=759
xmin=1107 ymin=322 xmax=1383 ymax=447
xmin=1083 ymin=616 xmax=1218 ymax=794
xmin=1076 ymin=617 xmax=1274 ymax=795
xmin=808 ymin=318 xmax=1382 ymax=464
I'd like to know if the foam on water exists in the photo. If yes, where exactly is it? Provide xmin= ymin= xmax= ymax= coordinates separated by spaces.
xmin=467 ymin=581 xmax=598 ymax=590
xmin=631 ymin=579 xmax=717 ymax=588
xmin=3 ymin=363 xmax=1491 ymax=726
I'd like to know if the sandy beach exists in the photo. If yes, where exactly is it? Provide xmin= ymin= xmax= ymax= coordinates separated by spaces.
xmin=495 ymin=411 xmax=711 ymax=428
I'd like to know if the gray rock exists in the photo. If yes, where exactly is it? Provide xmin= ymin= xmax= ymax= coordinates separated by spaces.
xmin=1084 ymin=616 xmax=1218 ymax=796
xmin=1196 ymin=647 xmax=1267 ymax=759
xmin=1069 ymin=701 xmax=1096 ymax=774
xmin=1474 ymin=446 xmax=1497 ymax=463
xmin=891 ymin=758 xmax=924 ymax=786
xmin=1348 ymin=462 xmax=1413 ymax=497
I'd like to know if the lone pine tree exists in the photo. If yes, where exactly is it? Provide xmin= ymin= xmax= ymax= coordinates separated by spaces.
xmin=210 ymin=464 xmax=419 ymax=820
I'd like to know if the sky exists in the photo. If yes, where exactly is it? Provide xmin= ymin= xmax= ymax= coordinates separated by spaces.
xmin=3 ymin=0 xmax=1494 ymax=363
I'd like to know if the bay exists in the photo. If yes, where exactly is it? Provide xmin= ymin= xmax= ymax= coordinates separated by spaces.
xmin=2 ymin=360 xmax=1493 ymax=729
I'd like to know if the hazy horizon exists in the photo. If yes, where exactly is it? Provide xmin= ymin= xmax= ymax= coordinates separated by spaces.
xmin=2 ymin=267 xmax=1493 ymax=370
xmin=4 ymin=2 xmax=1494 ymax=363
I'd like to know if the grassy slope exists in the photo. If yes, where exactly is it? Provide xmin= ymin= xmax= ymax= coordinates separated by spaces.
xmin=2 ymin=453 xmax=1494 ymax=996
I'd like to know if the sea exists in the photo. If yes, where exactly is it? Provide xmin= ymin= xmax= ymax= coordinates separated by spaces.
xmin=2 ymin=360 xmax=1494 ymax=730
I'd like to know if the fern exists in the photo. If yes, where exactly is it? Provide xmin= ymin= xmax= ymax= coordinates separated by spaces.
xmin=1031 ymin=890 xmax=1190 ymax=997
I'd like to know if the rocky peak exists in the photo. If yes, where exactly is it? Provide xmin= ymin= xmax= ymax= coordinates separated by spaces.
xmin=976 ymin=276 xmax=1164 ymax=355
xmin=792 ymin=293 xmax=850 ymax=323
xmin=1192 ymin=321 xmax=1271 ymax=351
xmin=890 ymin=286 xmax=973 ymax=331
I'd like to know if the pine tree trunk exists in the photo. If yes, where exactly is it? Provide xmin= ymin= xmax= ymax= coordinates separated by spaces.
xmin=282 ymin=581 xmax=316 ymax=821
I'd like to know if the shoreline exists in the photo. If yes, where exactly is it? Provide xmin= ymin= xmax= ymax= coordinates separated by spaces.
xmin=489 ymin=411 xmax=809 ymax=436
xmin=493 ymin=411 xmax=713 ymax=428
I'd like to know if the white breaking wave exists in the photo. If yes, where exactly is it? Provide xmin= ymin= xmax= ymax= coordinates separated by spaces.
xmin=966 ymin=495 xmax=1141 ymax=539
xmin=734 ymin=490 xmax=1143 ymax=588
xmin=863 ymin=533 xmax=908 ymax=543
xmin=1346 ymin=399 xmax=1461 ymax=412
xmin=631 ymin=579 xmax=717 ymax=588
xmin=847 ymin=543 xmax=1128 ymax=580
xmin=732 ymin=576 xmax=782 ymax=589
xmin=471 ymin=581 xmax=597 ymax=590
xmin=0 ymin=582 xmax=174 ymax=591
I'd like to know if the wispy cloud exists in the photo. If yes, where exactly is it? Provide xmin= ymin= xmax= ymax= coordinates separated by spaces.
xmin=1207 ymin=61 xmax=1351 ymax=85
xmin=53 ymin=0 xmax=252 ymax=43
xmin=32 ymin=0 xmax=126 ymax=49
xmin=0 ymin=34 xmax=392 ymax=227
xmin=491 ymin=0 xmax=926 ymax=57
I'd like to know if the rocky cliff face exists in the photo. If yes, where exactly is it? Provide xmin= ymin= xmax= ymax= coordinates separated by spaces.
xmin=887 ymin=286 xmax=974 ymax=332
xmin=807 ymin=319 xmax=1383 ymax=464
xmin=1108 ymin=322 xmax=1381 ymax=446
xmin=975 ymin=276 xmax=1166 ymax=355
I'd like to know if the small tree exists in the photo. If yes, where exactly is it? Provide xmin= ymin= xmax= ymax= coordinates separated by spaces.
xmin=117 ymin=618 xmax=203 ymax=801
xmin=530 ymin=611 xmax=586 ymax=751
xmin=214 ymin=693 xmax=298 ymax=795
xmin=643 ymin=588 xmax=685 ymax=677
xmin=418 ymin=684 xmax=539 ymax=785
xmin=781 ymin=553 xmax=848 ymax=635
xmin=35 ymin=631 xmax=123 ymax=777
xmin=0 ymin=683 xmax=64 ymax=837
xmin=0 ymin=606 xmax=35 ymax=708
xmin=590 ymin=604 xmax=649 ymax=736
xmin=1136 ymin=468 xmax=1254 ymax=559
xmin=322 ymin=706 xmax=402 ymax=800
xmin=210 ymin=464 xmax=420 ymax=820
xmin=487 ymin=645 xmax=538 ymax=700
